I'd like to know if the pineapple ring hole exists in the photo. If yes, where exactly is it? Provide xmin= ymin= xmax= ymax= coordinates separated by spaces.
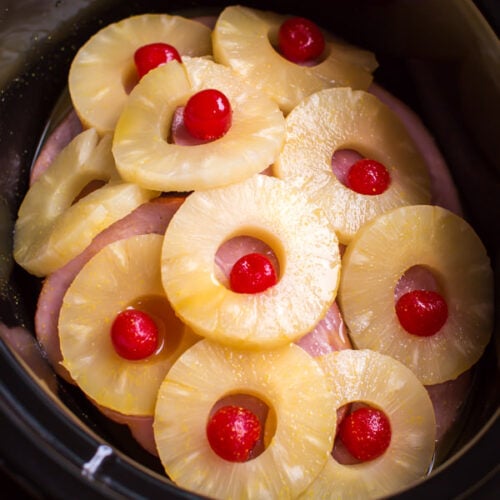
xmin=332 ymin=402 xmax=389 ymax=465
xmin=167 ymin=106 xmax=212 ymax=146
xmin=331 ymin=148 xmax=363 ymax=186
xmin=215 ymin=234 xmax=281 ymax=289
xmin=209 ymin=392 xmax=277 ymax=460
xmin=332 ymin=148 xmax=393 ymax=196
xmin=331 ymin=148 xmax=390 ymax=185
xmin=394 ymin=265 xmax=443 ymax=301
xmin=125 ymin=294 xmax=185 ymax=358
xmin=122 ymin=62 xmax=140 ymax=95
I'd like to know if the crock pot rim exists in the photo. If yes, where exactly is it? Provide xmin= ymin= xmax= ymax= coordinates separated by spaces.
xmin=1 ymin=334 xmax=499 ymax=499
xmin=0 ymin=338 xmax=201 ymax=499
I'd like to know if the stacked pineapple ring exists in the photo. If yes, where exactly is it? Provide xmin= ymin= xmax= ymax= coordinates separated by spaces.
xmin=59 ymin=234 xmax=199 ymax=416
xmin=68 ymin=13 xmax=212 ymax=134
xmin=11 ymin=5 xmax=495 ymax=500
xmin=161 ymin=174 xmax=341 ymax=349
xmin=213 ymin=5 xmax=378 ymax=114
xmin=301 ymin=349 xmax=436 ymax=499
xmin=112 ymin=57 xmax=286 ymax=192
xmin=273 ymin=87 xmax=431 ymax=244
xmin=154 ymin=340 xmax=337 ymax=499
xmin=339 ymin=204 xmax=494 ymax=385
xmin=13 ymin=129 xmax=156 ymax=277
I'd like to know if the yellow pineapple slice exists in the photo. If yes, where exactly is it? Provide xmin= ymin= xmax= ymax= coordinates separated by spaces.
xmin=301 ymin=349 xmax=436 ymax=499
xmin=13 ymin=129 xmax=156 ymax=276
xmin=59 ymin=234 xmax=200 ymax=416
xmin=68 ymin=14 xmax=212 ymax=134
xmin=154 ymin=340 xmax=336 ymax=499
xmin=161 ymin=174 xmax=340 ymax=349
xmin=112 ymin=57 xmax=285 ymax=192
xmin=212 ymin=5 xmax=377 ymax=114
xmin=273 ymin=87 xmax=431 ymax=245
xmin=339 ymin=205 xmax=494 ymax=385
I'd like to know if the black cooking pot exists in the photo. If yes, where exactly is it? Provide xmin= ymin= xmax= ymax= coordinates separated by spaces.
xmin=0 ymin=0 xmax=498 ymax=498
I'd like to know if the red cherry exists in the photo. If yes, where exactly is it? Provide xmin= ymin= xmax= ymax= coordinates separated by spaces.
xmin=347 ymin=159 xmax=391 ymax=195
xmin=338 ymin=407 xmax=391 ymax=462
xmin=229 ymin=253 xmax=278 ymax=294
xmin=206 ymin=405 xmax=261 ymax=462
xmin=396 ymin=289 xmax=448 ymax=337
xmin=110 ymin=309 xmax=159 ymax=360
xmin=278 ymin=17 xmax=325 ymax=63
xmin=134 ymin=42 xmax=181 ymax=79
xmin=183 ymin=89 xmax=232 ymax=141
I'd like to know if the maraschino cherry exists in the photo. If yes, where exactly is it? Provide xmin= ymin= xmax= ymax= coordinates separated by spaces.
xmin=396 ymin=289 xmax=448 ymax=337
xmin=134 ymin=42 xmax=181 ymax=79
xmin=278 ymin=16 xmax=325 ymax=63
xmin=347 ymin=159 xmax=391 ymax=195
xmin=338 ymin=407 xmax=392 ymax=461
xmin=206 ymin=405 xmax=261 ymax=462
xmin=229 ymin=253 xmax=277 ymax=294
xmin=110 ymin=309 xmax=159 ymax=360
xmin=183 ymin=89 xmax=232 ymax=141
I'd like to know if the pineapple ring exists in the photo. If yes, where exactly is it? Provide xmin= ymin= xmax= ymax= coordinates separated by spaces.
xmin=68 ymin=14 xmax=212 ymax=134
xmin=154 ymin=339 xmax=336 ymax=499
xmin=274 ymin=87 xmax=431 ymax=245
xmin=59 ymin=234 xmax=199 ymax=416
xmin=339 ymin=205 xmax=494 ymax=385
xmin=212 ymin=5 xmax=378 ymax=114
xmin=161 ymin=174 xmax=341 ymax=350
xmin=301 ymin=349 xmax=436 ymax=499
xmin=112 ymin=57 xmax=286 ymax=192
xmin=13 ymin=129 xmax=156 ymax=277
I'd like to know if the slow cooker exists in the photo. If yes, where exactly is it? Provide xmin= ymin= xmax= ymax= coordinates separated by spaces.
xmin=0 ymin=0 xmax=498 ymax=498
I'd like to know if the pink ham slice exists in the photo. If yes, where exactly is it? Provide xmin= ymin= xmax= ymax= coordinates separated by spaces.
xmin=426 ymin=370 xmax=472 ymax=444
xmin=96 ymin=404 xmax=157 ymax=456
xmin=35 ymin=196 xmax=184 ymax=382
xmin=369 ymin=82 xmax=463 ymax=215
xmin=30 ymin=109 xmax=83 ymax=185
xmin=296 ymin=302 xmax=351 ymax=355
